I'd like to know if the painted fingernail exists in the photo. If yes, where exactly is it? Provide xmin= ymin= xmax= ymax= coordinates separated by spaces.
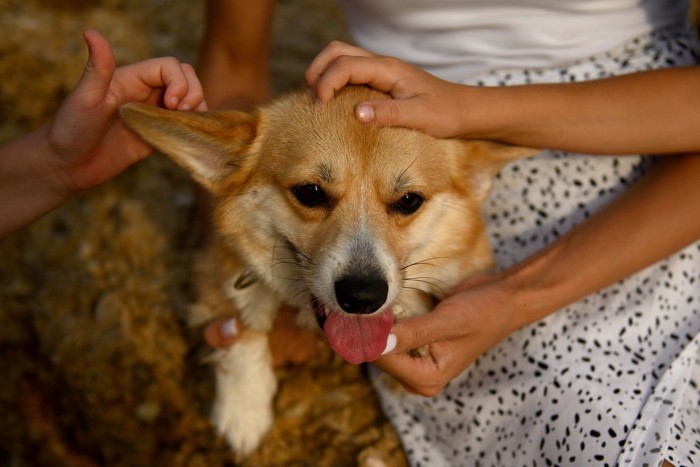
xmin=356 ymin=104 xmax=375 ymax=122
xmin=221 ymin=318 xmax=238 ymax=337
xmin=382 ymin=333 xmax=397 ymax=355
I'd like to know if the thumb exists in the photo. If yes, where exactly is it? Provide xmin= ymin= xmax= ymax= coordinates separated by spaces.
xmin=355 ymin=98 xmax=417 ymax=129
xmin=73 ymin=29 xmax=116 ymax=108
xmin=382 ymin=308 xmax=457 ymax=356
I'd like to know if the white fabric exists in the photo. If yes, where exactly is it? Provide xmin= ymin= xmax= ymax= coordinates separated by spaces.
xmin=338 ymin=0 xmax=690 ymax=83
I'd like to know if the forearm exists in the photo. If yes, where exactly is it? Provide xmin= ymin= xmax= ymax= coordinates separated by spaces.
xmin=504 ymin=153 xmax=700 ymax=329
xmin=0 ymin=127 xmax=71 ymax=238
xmin=462 ymin=67 xmax=700 ymax=155
xmin=198 ymin=0 xmax=275 ymax=109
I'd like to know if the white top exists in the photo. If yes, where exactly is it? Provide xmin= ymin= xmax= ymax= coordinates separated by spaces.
xmin=338 ymin=0 xmax=690 ymax=83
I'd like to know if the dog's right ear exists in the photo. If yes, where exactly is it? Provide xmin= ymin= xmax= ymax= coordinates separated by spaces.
xmin=459 ymin=140 xmax=540 ymax=202
xmin=120 ymin=103 xmax=258 ymax=193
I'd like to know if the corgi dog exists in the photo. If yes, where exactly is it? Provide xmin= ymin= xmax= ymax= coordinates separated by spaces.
xmin=120 ymin=86 xmax=533 ymax=456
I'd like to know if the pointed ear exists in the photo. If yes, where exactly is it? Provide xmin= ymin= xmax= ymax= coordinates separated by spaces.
xmin=459 ymin=140 xmax=540 ymax=201
xmin=120 ymin=103 xmax=258 ymax=193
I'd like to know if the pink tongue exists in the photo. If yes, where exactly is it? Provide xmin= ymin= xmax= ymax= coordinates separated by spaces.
xmin=323 ymin=309 xmax=394 ymax=364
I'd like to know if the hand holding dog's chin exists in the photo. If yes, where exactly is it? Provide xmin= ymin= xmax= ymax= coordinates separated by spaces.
xmin=375 ymin=274 xmax=519 ymax=397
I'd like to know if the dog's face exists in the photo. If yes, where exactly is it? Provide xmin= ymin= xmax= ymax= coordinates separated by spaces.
xmin=121 ymin=86 xmax=532 ymax=364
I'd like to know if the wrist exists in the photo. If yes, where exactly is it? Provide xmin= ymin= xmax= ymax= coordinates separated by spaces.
xmin=34 ymin=125 xmax=81 ymax=202
xmin=496 ymin=240 xmax=571 ymax=331
xmin=453 ymin=85 xmax=507 ymax=141
xmin=0 ymin=126 xmax=74 ymax=237
xmin=454 ymin=85 xmax=543 ymax=144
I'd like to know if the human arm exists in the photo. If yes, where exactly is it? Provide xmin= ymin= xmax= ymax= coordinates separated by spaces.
xmin=198 ymin=0 xmax=275 ymax=109
xmin=0 ymin=29 xmax=207 ymax=239
xmin=375 ymin=152 xmax=700 ymax=396
xmin=305 ymin=41 xmax=700 ymax=155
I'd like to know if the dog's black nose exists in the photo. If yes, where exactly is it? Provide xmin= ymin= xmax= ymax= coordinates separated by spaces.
xmin=334 ymin=276 xmax=389 ymax=314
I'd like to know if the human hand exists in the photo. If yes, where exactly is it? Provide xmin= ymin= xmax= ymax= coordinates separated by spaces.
xmin=43 ymin=29 xmax=207 ymax=199
xmin=204 ymin=306 xmax=325 ymax=367
xmin=305 ymin=40 xmax=469 ymax=138
xmin=376 ymin=273 xmax=519 ymax=397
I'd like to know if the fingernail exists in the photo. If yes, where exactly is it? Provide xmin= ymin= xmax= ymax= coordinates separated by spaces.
xmin=356 ymin=104 xmax=375 ymax=122
xmin=221 ymin=318 xmax=238 ymax=337
xmin=169 ymin=96 xmax=179 ymax=109
xmin=382 ymin=333 xmax=397 ymax=355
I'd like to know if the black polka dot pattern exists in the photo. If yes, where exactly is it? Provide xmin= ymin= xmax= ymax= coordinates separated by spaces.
xmin=371 ymin=25 xmax=700 ymax=467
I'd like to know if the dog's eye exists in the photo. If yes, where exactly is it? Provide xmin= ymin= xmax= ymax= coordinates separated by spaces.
xmin=292 ymin=184 xmax=328 ymax=207
xmin=391 ymin=192 xmax=424 ymax=215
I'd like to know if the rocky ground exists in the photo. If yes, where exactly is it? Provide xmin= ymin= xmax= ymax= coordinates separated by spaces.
xmin=0 ymin=1 xmax=407 ymax=466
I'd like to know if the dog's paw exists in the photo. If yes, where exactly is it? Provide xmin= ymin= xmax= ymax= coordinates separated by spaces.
xmin=210 ymin=335 xmax=277 ymax=456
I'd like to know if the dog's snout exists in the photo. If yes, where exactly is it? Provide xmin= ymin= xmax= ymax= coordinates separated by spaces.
xmin=334 ymin=276 xmax=388 ymax=315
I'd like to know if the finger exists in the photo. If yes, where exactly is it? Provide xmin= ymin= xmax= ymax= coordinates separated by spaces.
xmin=382 ymin=303 xmax=465 ymax=356
xmin=204 ymin=317 xmax=239 ymax=348
xmin=193 ymin=99 xmax=209 ymax=111
xmin=73 ymin=29 xmax=116 ymax=108
xmin=375 ymin=346 xmax=449 ymax=397
xmin=179 ymin=63 xmax=208 ymax=111
xmin=355 ymin=99 xmax=410 ymax=128
xmin=162 ymin=62 xmax=205 ymax=110
xmin=312 ymin=55 xmax=412 ymax=102
xmin=146 ymin=57 xmax=190 ymax=109
xmin=304 ymin=40 xmax=374 ymax=89
xmin=113 ymin=56 xmax=186 ymax=108
xmin=162 ymin=63 xmax=207 ymax=111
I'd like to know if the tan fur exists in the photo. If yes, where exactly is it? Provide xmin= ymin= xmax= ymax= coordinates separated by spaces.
xmin=120 ymin=86 xmax=535 ymax=456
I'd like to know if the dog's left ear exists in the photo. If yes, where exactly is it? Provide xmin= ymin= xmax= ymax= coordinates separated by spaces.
xmin=120 ymin=103 xmax=258 ymax=193
xmin=459 ymin=140 xmax=540 ymax=201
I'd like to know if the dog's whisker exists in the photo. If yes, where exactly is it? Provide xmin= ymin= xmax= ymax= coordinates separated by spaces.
xmin=440 ymin=200 xmax=475 ymax=217
xmin=225 ymin=190 xmax=259 ymax=199
xmin=394 ymin=149 xmax=426 ymax=192
xmin=404 ymin=274 xmax=451 ymax=285
xmin=400 ymin=285 xmax=446 ymax=300
xmin=403 ymin=277 xmax=448 ymax=296
xmin=291 ymin=287 xmax=311 ymax=301
xmin=270 ymin=259 xmax=311 ymax=270
xmin=401 ymin=255 xmax=457 ymax=271
xmin=403 ymin=277 xmax=446 ymax=288
xmin=267 ymin=239 xmax=315 ymax=277
xmin=272 ymin=275 xmax=306 ymax=283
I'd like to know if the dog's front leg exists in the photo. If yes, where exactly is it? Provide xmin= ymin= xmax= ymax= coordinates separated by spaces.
xmin=211 ymin=330 xmax=276 ymax=457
